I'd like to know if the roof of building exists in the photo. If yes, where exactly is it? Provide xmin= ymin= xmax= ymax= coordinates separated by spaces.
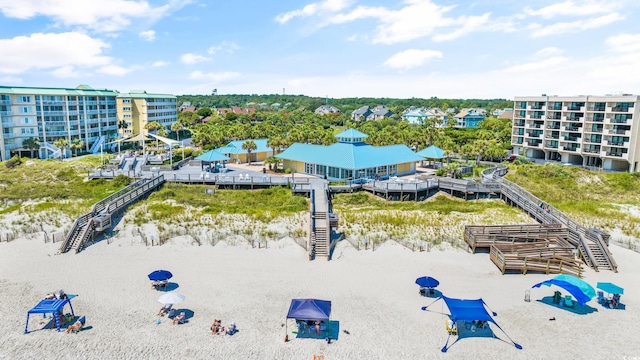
xmin=276 ymin=141 xmax=423 ymax=169
xmin=455 ymin=108 xmax=486 ymax=118
xmin=117 ymin=90 xmax=176 ymax=99
xmin=351 ymin=106 xmax=371 ymax=115
xmin=335 ymin=128 xmax=368 ymax=139
xmin=0 ymin=84 xmax=117 ymax=96
xmin=214 ymin=139 xmax=270 ymax=155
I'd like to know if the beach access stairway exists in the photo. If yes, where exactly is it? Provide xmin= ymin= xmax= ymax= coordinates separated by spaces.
xmin=308 ymin=181 xmax=338 ymax=260
xmin=59 ymin=175 xmax=165 ymax=254
xmin=89 ymin=135 xmax=105 ymax=154
xmin=482 ymin=166 xmax=617 ymax=272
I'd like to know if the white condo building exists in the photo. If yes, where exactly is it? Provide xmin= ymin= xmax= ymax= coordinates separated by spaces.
xmin=512 ymin=95 xmax=640 ymax=172
xmin=0 ymin=85 xmax=118 ymax=161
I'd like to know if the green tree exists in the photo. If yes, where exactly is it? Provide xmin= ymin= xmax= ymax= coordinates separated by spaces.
xmin=53 ymin=138 xmax=70 ymax=159
xmin=22 ymin=137 xmax=39 ymax=158
xmin=171 ymin=121 xmax=184 ymax=141
xmin=70 ymin=138 xmax=84 ymax=157
xmin=196 ymin=107 xmax=212 ymax=118
xmin=241 ymin=140 xmax=257 ymax=164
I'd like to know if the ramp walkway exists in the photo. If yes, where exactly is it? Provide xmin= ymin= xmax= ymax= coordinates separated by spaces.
xmin=59 ymin=175 xmax=165 ymax=254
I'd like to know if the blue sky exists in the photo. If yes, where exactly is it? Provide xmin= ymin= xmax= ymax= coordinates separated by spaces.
xmin=1 ymin=0 xmax=639 ymax=99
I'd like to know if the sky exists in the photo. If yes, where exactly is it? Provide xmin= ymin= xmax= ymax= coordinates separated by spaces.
xmin=1 ymin=0 xmax=639 ymax=99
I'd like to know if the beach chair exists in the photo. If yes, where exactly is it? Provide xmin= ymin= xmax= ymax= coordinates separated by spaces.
xmin=445 ymin=319 xmax=457 ymax=335
xmin=563 ymin=295 xmax=574 ymax=308
xmin=238 ymin=174 xmax=244 ymax=181
xmin=597 ymin=291 xmax=607 ymax=305
xmin=244 ymin=174 xmax=250 ymax=181
xmin=66 ymin=316 xmax=86 ymax=334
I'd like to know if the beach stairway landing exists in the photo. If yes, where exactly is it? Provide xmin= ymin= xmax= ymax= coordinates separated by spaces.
xmin=59 ymin=175 xmax=166 ymax=254
xmin=482 ymin=166 xmax=617 ymax=272
xmin=308 ymin=181 xmax=338 ymax=260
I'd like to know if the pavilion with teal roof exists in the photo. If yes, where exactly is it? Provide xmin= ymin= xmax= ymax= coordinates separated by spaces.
xmin=276 ymin=129 xmax=424 ymax=180
xmin=213 ymin=138 xmax=272 ymax=164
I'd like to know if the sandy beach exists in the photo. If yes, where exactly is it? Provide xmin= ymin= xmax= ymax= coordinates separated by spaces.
xmin=0 ymin=232 xmax=639 ymax=360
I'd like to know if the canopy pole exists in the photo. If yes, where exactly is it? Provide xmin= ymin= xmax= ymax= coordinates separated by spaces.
xmin=24 ymin=314 xmax=30 ymax=334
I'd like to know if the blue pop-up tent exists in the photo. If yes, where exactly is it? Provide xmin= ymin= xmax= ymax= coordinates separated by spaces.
xmin=25 ymin=298 xmax=75 ymax=333
xmin=285 ymin=299 xmax=333 ymax=341
xmin=532 ymin=274 xmax=596 ymax=306
xmin=421 ymin=296 xmax=522 ymax=352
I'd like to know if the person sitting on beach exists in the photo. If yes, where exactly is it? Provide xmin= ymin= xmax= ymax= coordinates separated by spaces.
xmin=158 ymin=304 xmax=172 ymax=316
xmin=66 ymin=316 xmax=85 ymax=334
xmin=226 ymin=322 xmax=237 ymax=335
xmin=44 ymin=292 xmax=56 ymax=300
xmin=211 ymin=319 xmax=223 ymax=335
xmin=172 ymin=312 xmax=185 ymax=325
xmin=611 ymin=294 xmax=621 ymax=308
xmin=58 ymin=290 xmax=68 ymax=300
xmin=314 ymin=320 xmax=321 ymax=335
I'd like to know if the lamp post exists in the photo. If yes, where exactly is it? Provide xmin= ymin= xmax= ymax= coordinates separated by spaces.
xmin=100 ymin=143 xmax=104 ymax=166
xmin=181 ymin=140 xmax=185 ymax=161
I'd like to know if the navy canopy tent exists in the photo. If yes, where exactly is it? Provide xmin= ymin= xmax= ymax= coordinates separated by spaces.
xmin=25 ymin=298 xmax=75 ymax=333
xmin=287 ymin=299 xmax=331 ymax=320
xmin=421 ymin=296 xmax=522 ymax=352
xmin=532 ymin=278 xmax=594 ymax=306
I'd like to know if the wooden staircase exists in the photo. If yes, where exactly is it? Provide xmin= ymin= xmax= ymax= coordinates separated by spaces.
xmin=481 ymin=166 xmax=617 ymax=272
xmin=308 ymin=182 xmax=337 ymax=260
xmin=59 ymin=175 xmax=165 ymax=254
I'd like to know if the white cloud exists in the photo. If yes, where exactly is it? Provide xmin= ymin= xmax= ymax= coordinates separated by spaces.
xmin=524 ymin=0 xmax=615 ymax=19
xmin=275 ymin=0 xmax=352 ymax=23
xmin=0 ymin=75 xmax=22 ymax=84
xmin=606 ymin=33 xmax=640 ymax=53
xmin=0 ymin=32 xmax=111 ymax=74
xmin=152 ymin=60 xmax=170 ymax=67
xmin=139 ymin=30 xmax=156 ymax=42
xmin=188 ymin=70 xmax=240 ymax=82
xmin=50 ymin=66 xmax=83 ymax=78
xmin=280 ymin=0 xmax=502 ymax=44
xmin=535 ymin=47 xmax=564 ymax=56
xmin=180 ymin=53 xmax=211 ymax=64
xmin=207 ymin=41 xmax=240 ymax=55
xmin=383 ymin=49 xmax=443 ymax=70
xmin=528 ymin=12 xmax=624 ymax=37
xmin=97 ymin=64 xmax=133 ymax=76
xmin=0 ymin=0 xmax=193 ymax=33
xmin=504 ymin=56 xmax=569 ymax=73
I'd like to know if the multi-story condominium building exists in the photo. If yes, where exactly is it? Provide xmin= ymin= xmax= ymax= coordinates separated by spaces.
xmin=512 ymin=95 xmax=640 ymax=172
xmin=0 ymin=85 xmax=118 ymax=161
xmin=116 ymin=90 xmax=177 ymax=139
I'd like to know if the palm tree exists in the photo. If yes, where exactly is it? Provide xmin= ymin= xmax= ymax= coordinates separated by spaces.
xmin=267 ymin=136 xmax=284 ymax=155
xmin=53 ymin=138 xmax=70 ymax=159
xmin=70 ymin=138 xmax=84 ymax=157
xmin=22 ymin=137 xmax=39 ymax=158
xmin=118 ymin=119 xmax=129 ymax=136
xmin=241 ymin=140 xmax=257 ymax=165
xmin=145 ymin=121 xmax=162 ymax=149
xmin=171 ymin=121 xmax=184 ymax=141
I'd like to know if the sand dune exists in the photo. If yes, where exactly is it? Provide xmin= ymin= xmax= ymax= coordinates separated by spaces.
xmin=0 ymin=235 xmax=638 ymax=359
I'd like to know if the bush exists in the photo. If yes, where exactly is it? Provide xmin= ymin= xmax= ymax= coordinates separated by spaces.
xmin=284 ymin=168 xmax=291 ymax=174
xmin=4 ymin=156 xmax=22 ymax=169
xmin=112 ymin=174 xmax=133 ymax=187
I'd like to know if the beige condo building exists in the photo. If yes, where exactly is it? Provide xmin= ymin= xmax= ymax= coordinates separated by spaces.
xmin=512 ymin=94 xmax=640 ymax=172
xmin=116 ymin=90 xmax=177 ymax=140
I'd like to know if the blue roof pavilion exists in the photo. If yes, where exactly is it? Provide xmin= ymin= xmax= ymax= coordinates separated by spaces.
xmin=276 ymin=129 xmax=423 ymax=180
xmin=212 ymin=139 xmax=272 ymax=164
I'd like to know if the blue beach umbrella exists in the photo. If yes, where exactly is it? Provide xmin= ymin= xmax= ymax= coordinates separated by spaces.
xmin=597 ymin=282 xmax=624 ymax=295
xmin=148 ymin=270 xmax=173 ymax=281
xmin=415 ymin=276 xmax=440 ymax=288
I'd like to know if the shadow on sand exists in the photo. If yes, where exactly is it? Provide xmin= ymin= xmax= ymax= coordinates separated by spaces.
xmin=537 ymin=296 xmax=598 ymax=315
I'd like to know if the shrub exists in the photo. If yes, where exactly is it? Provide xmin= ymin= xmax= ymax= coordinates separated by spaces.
xmin=4 ymin=156 xmax=22 ymax=169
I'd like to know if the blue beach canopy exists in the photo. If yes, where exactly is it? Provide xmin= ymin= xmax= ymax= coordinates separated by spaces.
xmin=287 ymin=299 xmax=331 ymax=320
xmin=421 ymin=296 xmax=522 ymax=352
xmin=196 ymin=150 xmax=230 ymax=163
xmin=597 ymin=282 xmax=624 ymax=295
xmin=415 ymin=276 xmax=440 ymax=288
xmin=148 ymin=270 xmax=173 ymax=281
xmin=416 ymin=145 xmax=445 ymax=159
xmin=532 ymin=274 xmax=595 ymax=306
xmin=24 ymin=298 xmax=75 ymax=334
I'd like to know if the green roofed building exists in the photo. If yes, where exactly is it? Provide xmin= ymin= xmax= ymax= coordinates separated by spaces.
xmin=276 ymin=128 xmax=424 ymax=180
xmin=0 ymin=84 xmax=119 ymax=161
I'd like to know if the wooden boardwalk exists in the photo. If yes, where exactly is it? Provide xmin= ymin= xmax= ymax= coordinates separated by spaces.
xmin=308 ymin=181 xmax=339 ymax=260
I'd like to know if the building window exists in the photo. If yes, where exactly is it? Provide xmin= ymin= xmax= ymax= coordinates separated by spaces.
xmin=123 ymin=107 xmax=131 ymax=111
xmin=23 ymin=117 xmax=29 ymax=124
xmin=389 ymin=164 xmax=398 ymax=175
xmin=315 ymin=164 xmax=325 ymax=175
xmin=22 ymin=107 xmax=29 ymax=113
xmin=123 ymin=114 xmax=132 ymax=119
xmin=122 ymin=99 xmax=131 ymax=104
xmin=304 ymin=163 xmax=313 ymax=174
xmin=20 ymin=96 xmax=31 ymax=103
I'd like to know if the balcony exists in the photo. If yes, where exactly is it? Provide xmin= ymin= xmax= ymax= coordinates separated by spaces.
xmin=611 ymin=106 xmax=632 ymax=112
xmin=566 ymin=106 xmax=584 ymax=111
xmin=548 ymin=105 xmax=563 ymax=111
xmin=529 ymin=105 xmax=546 ymax=110
xmin=564 ymin=116 xmax=584 ymax=122
xmin=563 ymin=146 xmax=579 ymax=151
xmin=583 ymin=138 xmax=601 ymax=143
xmin=0 ymin=99 xmax=10 ymax=105
xmin=587 ymin=117 xmax=604 ymax=122
xmin=585 ymin=127 xmax=603 ymax=133
xmin=563 ymin=136 xmax=580 ymax=142
xmin=40 ymin=100 xmax=65 ymax=105
xmin=608 ymin=129 xmax=629 ymax=135
xmin=607 ymin=141 xmax=625 ymax=146
xmin=1 ymin=132 xmax=17 ymax=139
xmin=606 ymin=152 xmax=627 ymax=158
xmin=563 ymin=126 xmax=581 ymax=132
xmin=0 ymin=110 xmax=12 ymax=116
xmin=546 ymin=124 xmax=561 ymax=130
xmin=67 ymin=101 xmax=78 ymax=106
xmin=545 ymin=134 xmax=560 ymax=140
xmin=545 ymin=142 xmax=558 ymax=148
xmin=526 ymin=141 xmax=542 ymax=147
xmin=2 ymin=118 xmax=13 ymax=125
xmin=607 ymin=118 xmax=629 ymax=124
xmin=583 ymin=148 xmax=601 ymax=154
xmin=587 ymin=106 xmax=606 ymax=112
xmin=526 ymin=123 xmax=543 ymax=129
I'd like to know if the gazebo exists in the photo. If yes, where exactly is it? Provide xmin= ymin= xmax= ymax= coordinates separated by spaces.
xmin=195 ymin=150 xmax=231 ymax=171
xmin=25 ymin=298 xmax=75 ymax=333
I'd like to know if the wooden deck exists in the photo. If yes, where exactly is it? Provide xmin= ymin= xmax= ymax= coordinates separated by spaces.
xmin=466 ymin=224 xmax=583 ymax=276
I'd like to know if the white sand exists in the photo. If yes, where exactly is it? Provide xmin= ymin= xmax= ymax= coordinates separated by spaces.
xmin=1 ymin=235 xmax=639 ymax=359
